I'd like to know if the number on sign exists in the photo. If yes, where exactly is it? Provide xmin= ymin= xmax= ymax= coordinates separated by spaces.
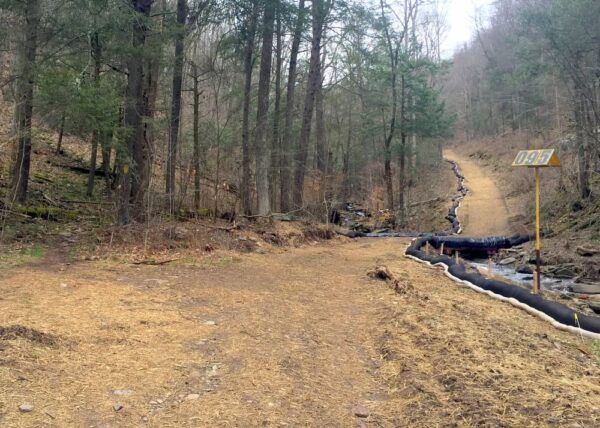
xmin=514 ymin=151 xmax=528 ymax=165
xmin=512 ymin=149 xmax=560 ymax=167
xmin=526 ymin=151 xmax=539 ymax=165
xmin=537 ymin=150 xmax=552 ymax=165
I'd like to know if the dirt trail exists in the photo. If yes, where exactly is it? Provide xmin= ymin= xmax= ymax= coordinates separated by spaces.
xmin=1 ymin=238 xmax=599 ymax=427
xmin=445 ymin=148 xmax=511 ymax=236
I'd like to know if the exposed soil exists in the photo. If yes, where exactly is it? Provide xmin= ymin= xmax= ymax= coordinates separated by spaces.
xmin=0 ymin=326 xmax=58 ymax=347
xmin=1 ymin=238 xmax=599 ymax=427
xmin=444 ymin=149 xmax=511 ymax=236
xmin=1 ymin=129 xmax=598 ymax=426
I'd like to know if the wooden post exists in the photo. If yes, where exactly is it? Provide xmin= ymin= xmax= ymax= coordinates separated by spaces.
xmin=425 ymin=241 xmax=430 ymax=256
xmin=487 ymin=257 xmax=493 ymax=279
xmin=439 ymin=242 xmax=444 ymax=255
xmin=455 ymin=251 xmax=459 ymax=264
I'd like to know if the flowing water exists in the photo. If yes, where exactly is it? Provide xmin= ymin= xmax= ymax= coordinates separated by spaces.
xmin=466 ymin=258 xmax=576 ymax=295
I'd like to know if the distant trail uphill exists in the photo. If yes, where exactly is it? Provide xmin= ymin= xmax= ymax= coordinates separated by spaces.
xmin=444 ymin=149 xmax=511 ymax=237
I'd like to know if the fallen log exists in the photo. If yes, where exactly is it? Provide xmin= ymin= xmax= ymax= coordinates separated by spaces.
xmin=132 ymin=259 xmax=179 ymax=266
xmin=50 ymin=162 xmax=114 ymax=178
xmin=409 ymin=197 xmax=440 ymax=208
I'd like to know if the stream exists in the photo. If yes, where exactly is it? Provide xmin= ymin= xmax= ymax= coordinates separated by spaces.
xmin=466 ymin=258 xmax=576 ymax=295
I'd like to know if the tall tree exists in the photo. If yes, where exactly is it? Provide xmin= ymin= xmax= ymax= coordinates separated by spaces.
xmin=132 ymin=0 xmax=167 ymax=209
xmin=269 ymin=4 xmax=283 ymax=211
xmin=397 ymin=0 xmax=419 ymax=223
xmin=10 ymin=0 xmax=40 ymax=203
xmin=86 ymin=30 xmax=102 ymax=197
xmin=190 ymin=49 xmax=202 ymax=210
xmin=166 ymin=0 xmax=188 ymax=213
xmin=254 ymin=0 xmax=276 ymax=215
xmin=293 ymin=0 xmax=328 ymax=208
xmin=280 ymin=0 xmax=306 ymax=212
xmin=315 ymin=33 xmax=328 ymax=174
xmin=117 ymin=0 xmax=152 ymax=225
xmin=379 ymin=0 xmax=401 ymax=211
xmin=240 ymin=0 xmax=259 ymax=215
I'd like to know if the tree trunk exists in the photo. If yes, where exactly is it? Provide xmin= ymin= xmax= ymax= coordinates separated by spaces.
xmin=87 ymin=132 xmax=99 ymax=197
xmin=132 ymin=0 xmax=165 ymax=210
xmin=87 ymin=31 xmax=102 ymax=198
xmin=574 ymin=87 xmax=591 ymax=199
xmin=280 ymin=0 xmax=305 ymax=212
xmin=10 ymin=0 xmax=40 ymax=204
xmin=315 ymin=40 xmax=327 ymax=174
xmin=341 ymin=109 xmax=352 ymax=203
xmin=254 ymin=0 xmax=276 ymax=216
xmin=192 ymin=60 xmax=201 ymax=210
xmin=166 ymin=0 xmax=187 ymax=213
xmin=384 ymin=155 xmax=393 ymax=209
xmin=100 ymin=129 xmax=112 ymax=190
xmin=131 ymin=59 xmax=157 ymax=208
xmin=293 ymin=0 xmax=325 ymax=208
xmin=241 ymin=0 xmax=259 ymax=215
xmin=398 ymin=73 xmax=406 ymax=222
xmin=383 ymin=103 xmax=393 ymax=210
xmin=379 ymin=0 xmax=400 ymax=211
xmin=56 ymin=113 xmax=65 ymax=154
xmin=269 ymin=6 xmax=283 ymax=212
xmin=117 ymin=0 xmax=152 ymax=225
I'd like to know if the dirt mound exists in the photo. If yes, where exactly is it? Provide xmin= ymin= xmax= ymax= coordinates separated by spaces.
xmin=0 ymin=325 xmax=58 ymax=346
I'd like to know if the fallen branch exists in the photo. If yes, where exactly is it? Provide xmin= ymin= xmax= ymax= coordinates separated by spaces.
xmin=59 ymin=199 xmax=113 ymax=205
xmin=200 ymin=223 xmax=239 ymax=232
xmin=334 ymin=228 xmax=365 ymax=238
xmin=32 ymin=173 xmax=54 ymax=183
xmin=0 ymin=209 xmax=31 ymax=219
xmin=239 ymin=208 xmax=304 ymax=221
xmin=132 ymin=258 xmax=180 ymax=266
xmin=409 ymin=197 xmax=440 ymax=208
xmin=42 ymin=193 xmax=60 ymax=206
xmin=50 ymin=162 xmax=114 ymax=178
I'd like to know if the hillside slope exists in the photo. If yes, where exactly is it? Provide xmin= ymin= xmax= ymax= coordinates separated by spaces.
xmin=449 ymin=136 xmax=599 ymax=282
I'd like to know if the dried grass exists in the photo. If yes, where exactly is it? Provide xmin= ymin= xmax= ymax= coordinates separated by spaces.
xmin=0 ymin=238 xmax=598 ymax=427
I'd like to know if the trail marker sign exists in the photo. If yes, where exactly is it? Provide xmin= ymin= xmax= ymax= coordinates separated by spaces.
xmin=512 ymin=149 xmax=560 ymax=167
xmin=512 ymin=149 xmax=561 ymax=294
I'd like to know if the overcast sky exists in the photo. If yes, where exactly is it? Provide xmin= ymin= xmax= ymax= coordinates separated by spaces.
xmin=441 ymin=0 xmax=495 ymax=58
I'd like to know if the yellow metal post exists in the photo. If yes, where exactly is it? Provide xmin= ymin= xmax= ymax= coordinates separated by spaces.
xmin=512 ymin=149 xmax=561 ymax=294
xmin=534 ymin=167 xmax=541 ymax=294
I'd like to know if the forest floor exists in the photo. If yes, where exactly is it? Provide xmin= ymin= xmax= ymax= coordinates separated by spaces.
xmin=1 ymin=236 xmax=600 ymax=427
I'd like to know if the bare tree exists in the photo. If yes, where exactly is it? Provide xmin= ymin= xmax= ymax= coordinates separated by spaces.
xmin=269 ymin=4 xmax=283 ymax=211
xmin=280 ymin=0 xmax=306 ymax=212
xmin=166 ymin=0 xmax=188 ymax=213
xmin=240 ymin=0 xmax=259 ymax=215
xmin=315 ymin=33 xmax=328 ymax=174
xmin=254 ymin=0 xmax=276 ymax=215
xmin=190 ymin=51 xmax=203 ymax=210
xmin=293 ymin=0 xmax=329 ymax=208
xmin=379 ymin=0 xmax=401 ymax=211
